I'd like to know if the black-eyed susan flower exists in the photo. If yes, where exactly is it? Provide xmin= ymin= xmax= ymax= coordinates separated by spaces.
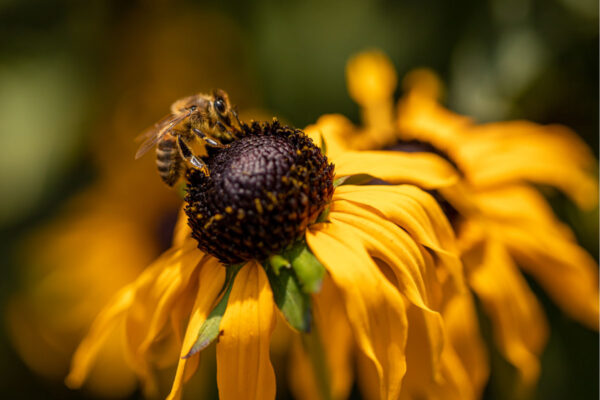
xmin=308 ymin=50 xmax=599 ymax=388
xmin=66 ymin=117 xmax=484 ymax=400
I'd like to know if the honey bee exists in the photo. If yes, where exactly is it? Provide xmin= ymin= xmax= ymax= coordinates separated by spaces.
xmin=135 ymin=89 xmax=243 ymax=186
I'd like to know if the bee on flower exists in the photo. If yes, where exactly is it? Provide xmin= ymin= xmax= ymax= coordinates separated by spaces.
xmin=66 ymin=88 xmax=485 ymax=399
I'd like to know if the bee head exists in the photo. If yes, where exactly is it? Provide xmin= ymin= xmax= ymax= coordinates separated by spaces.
xmin=212 ymin=89 xmax=230 ymax=116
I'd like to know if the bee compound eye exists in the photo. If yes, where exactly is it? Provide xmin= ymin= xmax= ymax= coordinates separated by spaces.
xmin=214 ymin=98 xmax=226 ymax=114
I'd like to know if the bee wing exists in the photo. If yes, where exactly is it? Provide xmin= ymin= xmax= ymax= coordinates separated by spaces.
xmin=134 ymin=112 xmax=190 ymax=159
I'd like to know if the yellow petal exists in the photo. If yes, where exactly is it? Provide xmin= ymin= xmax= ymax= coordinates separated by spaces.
xmin=288 ymin=334 xmax=323 ymax=400
xmin=399 ymin=304 xmax=444 ymax=399
xmin=314 ymin=276 xmax=355 ymax=399
xmin=172 ymin=206 xmax=193 ymax=248
xmin=66 ymin=280 xmax=136 ymax=389
xmin=442 ymin=291 xmax=489 ymax=398
xmin=139 ymin=248 xmax=204 ymax=352
xmin=307 ymin=222 xmax=408 ymax=400
xmin=333 ymin=151 xmax=459 ymax=189
xmin=457 ymin=122 xmax=598 ymax=210
xmin=333 ymin=185 xmax=464 ymax=289
xmin=329 ymin=204 xmax=430 ymax=308
xmin=498 ymin=221 xmax=599 ymax=330
xmin=396 ymin=91 xmax=471 ymax=155
xmin=467 ymin=239 xmax=548 ymax=384
xmin=401 ymin=68 xmax=444 ymax=101
xmin=167 ymin=257 xmax=226 ymax=400
xmin=470 ymin=184 xmax=599 ymax=329
xmin=216 ymin=261 xmax=277 ymax=400
xmin=346 ymin=50 xmax=397 ymax=106
xmin=304 ymin=114 xmax=359 ymax=159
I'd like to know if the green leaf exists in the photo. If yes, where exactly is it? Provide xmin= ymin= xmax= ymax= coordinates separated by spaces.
xmin=334 ymin=173 xmax=376 ymax=187
xmin=286 ymin=241 xmax=326 ymax=294
xmin=267 ymin=266 xmax=312 ymax=333
xmin=184 ymin=264 xmax=242 ymax=358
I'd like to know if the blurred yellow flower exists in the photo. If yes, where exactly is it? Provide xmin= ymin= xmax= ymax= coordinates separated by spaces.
xmin=308 ymin=50 xmax=599 ymax=387
xmin=66 ymin=119 xmax=482 ymax=400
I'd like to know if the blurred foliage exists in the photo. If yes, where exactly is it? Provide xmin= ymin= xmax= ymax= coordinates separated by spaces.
xmin=0 ymin=0 xmax=597 ymax=399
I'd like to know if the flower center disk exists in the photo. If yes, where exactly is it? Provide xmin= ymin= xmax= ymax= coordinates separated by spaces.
xmin=185 ymin=121 xmax=334 ymax=264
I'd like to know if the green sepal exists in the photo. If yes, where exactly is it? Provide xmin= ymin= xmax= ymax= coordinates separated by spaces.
xmin=183 ymin=264 xmax=242 ymax=358
xmin=268 ymin=254 xmax=291 ymax=275
xmin=266 ymin=266 xmax=312 ymax=333
xmin=334 ymin=173 xmax=376 ymax=187
xmin=319 ymin=132 xmax=327 ymax=155
xmin=285 ymin=240 xmax=326 ymax=294
xmin=316 ymin=205 xmax=330 ymax=223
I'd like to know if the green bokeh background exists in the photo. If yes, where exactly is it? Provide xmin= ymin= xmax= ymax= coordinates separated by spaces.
xmin=0 ymin=0 xmax=597 ymax=399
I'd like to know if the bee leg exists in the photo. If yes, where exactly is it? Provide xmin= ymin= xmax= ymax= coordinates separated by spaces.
xmin=177 ymin=135 xmax=209 ymax=175
xmin=192 ymin=128 xmax=224 ymax=148
xmin=231 ymin=107 xmax=243 ymax=128
xmin=215 ymin=121 xmax=237 ymax=141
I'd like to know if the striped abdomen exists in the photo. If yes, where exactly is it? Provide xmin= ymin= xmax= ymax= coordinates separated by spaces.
xmin=156 ymin=135 xmax=182 ymax=186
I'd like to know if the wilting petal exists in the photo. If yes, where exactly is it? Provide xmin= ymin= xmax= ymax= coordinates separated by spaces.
xmin=66 ymin=281 xmax=136 ymax=389
xmin=328 ymin=205 xmax=446 ymax=384
xmin=307 ymin=222 xmax=408 ymax=400
xmin=329 ymin=202 xmax=430 ymax=308
xmin=457 ymin=122 xmax=598 ymax=210
xmin=122 ymin=241 xmax=202 ymax=393
xmin=139 ymin=246 xmax=204 ymax=352
xmin=216 ymin=261 xmax=276 ymax=400
xmin=65 ymin=246 xmax=184 ymax=391
xmin=467 ymin=238 xmax=548 ymax=384
xmin=166 ymin=257 xmax=225 ymax=400
xmin=442 ymin=291 xmax=489 ymax=398
xmin=498 ymin=221 xmax=599 ymax=330
xmin=319 ymin=276 xmax=355 ymax=399
xmin=334 ymin=151 xmax=458 ymax=189
xmin=333 ymin=185 xmax=464 ymax=290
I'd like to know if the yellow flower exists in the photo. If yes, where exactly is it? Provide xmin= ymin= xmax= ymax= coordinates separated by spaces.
xmin=309 ymin=50 xmax=599 ymax=387
xmin=66 ymin=120 xmax=482 ymax=399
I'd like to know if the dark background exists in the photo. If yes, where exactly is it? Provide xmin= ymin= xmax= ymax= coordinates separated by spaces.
xmin=0 ymin=0 xmax=597 ymax=399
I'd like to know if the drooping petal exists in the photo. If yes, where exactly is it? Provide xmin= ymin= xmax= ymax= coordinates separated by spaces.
xmin=456 ymin=122 xmax=598 ymax=210
xmin=65 ymin=246 xmax=181 ymax=391
xmin=498 ymin=221 xmax=599 ymax=330
xmin=315 ymin=276 xmax=355 ymax=399
xmin=333 ymin=185 xmax=464 ymax=290
xmin=216 ymin=261 xmax=277 ymax=400
xmin=467 ymin=238 xmax=548 ymax=384
xmin=333 ymin=151 xmax=459 ymax=189
xmin=122 ymin=240 xmax=203 ymax=393
xmin=307 ymin=222 xmax=408 ymax=400
xmin=65 ymin=284 xmax=135 ymax=390
xmin=441 ymin=290 xmax=489 ymax=398
xmin=328 ymin=206 xmax=446 ymax=384
xmin=470 ymin=185 xmax=599 ymax=329
xmin=328 ymin=202 xmax=430 ymax=308
xmin=167 ymin=257 xmax=226 ymax=400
